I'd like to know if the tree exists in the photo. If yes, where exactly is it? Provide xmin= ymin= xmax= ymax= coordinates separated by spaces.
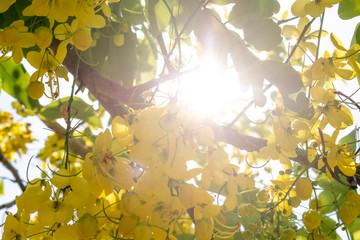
xmin=1 ymin=0 xmax=360 ymax=239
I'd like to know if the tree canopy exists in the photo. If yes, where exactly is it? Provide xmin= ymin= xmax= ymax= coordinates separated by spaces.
xmin=1 ymin=0 xmax=360 ymax=239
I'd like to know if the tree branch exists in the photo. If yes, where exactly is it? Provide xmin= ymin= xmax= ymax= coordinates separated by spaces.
xmin=50 ymin=40 xmax=143 ymax=116
xmin=41 ymin=119 xmax=90 ymax=159
xmin=0 ymin=150 xmax=26 ymax=192
xmin=50 ymin=35 xmax=360 ymax=188
xmin=0 ymin=200 xmax=16 ymax=210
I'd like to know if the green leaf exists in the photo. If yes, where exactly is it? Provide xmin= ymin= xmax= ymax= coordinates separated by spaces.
xmin=108 ymin=31 xmax=138 ymax=87
xmin=0 ymin=0 xmax=31 ymax=28
xmin=0 ymin=59 xmax=41 ymax=110
xmin=332 ymin=175 xmax=352 ymax=194
xmin=349 ymin=218 xmax=360 ymax=240
xmin=89 ymin=30 xmax=109 ymax=76
xmin=318 ymin=190 xmax=336 ymax=214
xmin=295 ymin=228 xmax=309 ymax=240
xmin=338 ymin=128 xmax=356 ymax=152
xmin=351 ymin=23 xmax=360 ymax=46
xmin=146 ymin=0 xmax=171 ymax=37
xmin=229 ymin=0 xmax=280 ymax=29
xmin=39 ymin=97 xmax=102 ymax=128
xmin=209 ymin=0 xmax=236 ymax=5
xmin=321 ymin=216 xmax=339 ymax=239
xmin=338 ymin=0 xmax=360 ymax=20
xmin=171 ymin=0 xmax=202 ymax=36
xmin=136 ymin=33 xmax=157 ymax=84
xmin=262 ymin=60 xmax=303 ymax=94
xmin=317 ymin=174 xmax=332 ymax=189
xmin=121 ymin=0 xmax=146 ymax=25
xmin=194 ymin=9 xmax=232 ymax=54
xmin=284 ymin=92 xmax=315 ymax=120
xmin=0 ymin=179 xmax=3 ymax=195
xmin=154 ymin=0 xmax=171 ymax=33
xmin=173 ymin=234 xmax=194 ymax=240
xmin=243 ymin=19 xmax=282 ymax=51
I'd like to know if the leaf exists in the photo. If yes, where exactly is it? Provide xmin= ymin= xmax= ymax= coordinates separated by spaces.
xmin=243 ymin=18 xmax=282 ymax=51
xmin=317 ymin=174 xmax=332 ymax=190
xmin=351 ymin=23 xmax=360 ymax=46
xmin=171 ymin=0 xmax=201 ymax=36
xmin=154 ymin=0 xmax=171 ymax=33
xmin=284 ymin=92 xmax=315 ymax=120
xmin=0 ymin=179 xmax=3 ymax=195
xmin=209 ymin=0 xmax=236 ymax=5
xmin=146 ymin=0 xmax=171 ymax=37
xmin=321 ymin=216 xmax=339 ymax=239
xmin=39 ymin=97 xmax=102 ymax=128
xmin=0 ymin=59 xmax=41 ymax=110
xmin=174 ymin=234 xmax=194 ymax=240
xmin=228 ymin=0 xmax=280 ymax=29
xmin=338 ymin=128 xmax=356 ymax=152
xmin=0 ymin=0 xmax=30 ymax=28
xmin=108 ymin=31 xmax=137 ymax=87
xmin=295 ymin=228 xmax=308 ymax=240
xmin=318 ymin=190 xmax=336 ymax=214
xmin=349 ymin=218 xmax=360 ymax=240
xmin=262 ymin=60 xmax=303 ymax=94
xmin=194 ymin=9 xmax=232 ymax=55
xmin=136 ymin=34 xmax=157 ymax=84
xmin=120 ymin=0 xmax=146 ymax=26
xmin=338 ymin=0 xmax=360 ymax=20
xmin=89 ymin=30 xmax=108 ymax=76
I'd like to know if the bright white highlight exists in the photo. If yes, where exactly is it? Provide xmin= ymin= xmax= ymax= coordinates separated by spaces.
xmin=177 ymin=57 xmax=241 ymax=119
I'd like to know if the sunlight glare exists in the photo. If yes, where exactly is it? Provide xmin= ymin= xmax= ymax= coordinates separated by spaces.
xmin=177 ymin=57 xmax=241 ymax=119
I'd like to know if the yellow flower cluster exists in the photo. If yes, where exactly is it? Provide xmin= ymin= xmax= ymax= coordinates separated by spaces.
xmin=0 ymin=0 xmax=120 ymax=100
xmin=0 ymin=111 xmax=33 ymax=160
xmin=2 ymin=104 xmax=257 ymax=240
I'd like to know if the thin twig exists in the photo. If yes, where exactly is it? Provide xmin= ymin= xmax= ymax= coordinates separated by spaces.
xmin=0 ymin=200 xmax=16 ymax=210
xmin=277 ymin=16 xmax=299 ymax=25
xmin=41 ymin=119 xmax=90 ymax=158
xmin=64 ymin=53 xmax=81 ymax=170
xmin=285 ymin=17 xmax=316 ymax=64
xmin=0 ymin=150 xmax=26 ymax=192
xmin=334 ymin=91 xmax=360 ymax=111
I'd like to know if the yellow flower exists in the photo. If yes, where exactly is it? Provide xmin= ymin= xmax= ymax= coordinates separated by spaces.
xmin=0 ymin=20 xmax=35 ymax=64
xmin=270 ymin=173 xmax=296 ymax=216
xmin=34 ymin=27 xmax=53 ymax=49
xmin=310 ymin=87 xmax=353 ymax=129
xmin=0 ymin=111 xmax=34 ymax=160
xmin=134 ymin=224 xmax=152 ymax=240
xmin=22 ymin=0 xmax=76 ymax=25
xmin=295 ymin=177 xmax=313 ymax=200
xmin=340 ymin=201 xmax=358 ymax=224
xmin=0 ymin=0 xmax=15 ymax=13
xmin=83 ymin=129 xmax=136 ymax=193
xmin=195 ymin=218 xmax=214 ymax=240
xmin=17 ymin=179 xmax=52 ymax=214
xmin=54 ymin=19 xmax=93 ymax=62
xmin=27 ymin=48 xmax=68 ymax=99
xmin=2 ymin=215 xmax=27 ymax=240
xmin=283 ymin=17 xmax=326 ymax=59
xmin=292 ymin=0 xmax=342 ymax=18
xmin=331 ymin=33 xmax=360 ymax=75
xmin=75 ymin=0 xmax=106 ymax=28
xmin=326 ymin=145 xmax=356 ymax=177
xmin=344 ymin=191 xmax=360 ymax=214
xmin=77 ymin=213 xmax=98 ymax=239
xmin=302 ymin=210 xmax=321 ymax=232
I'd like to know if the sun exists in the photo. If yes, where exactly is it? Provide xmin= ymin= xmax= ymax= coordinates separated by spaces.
xmin=176 ymin=57 xmax=244 ymax=119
